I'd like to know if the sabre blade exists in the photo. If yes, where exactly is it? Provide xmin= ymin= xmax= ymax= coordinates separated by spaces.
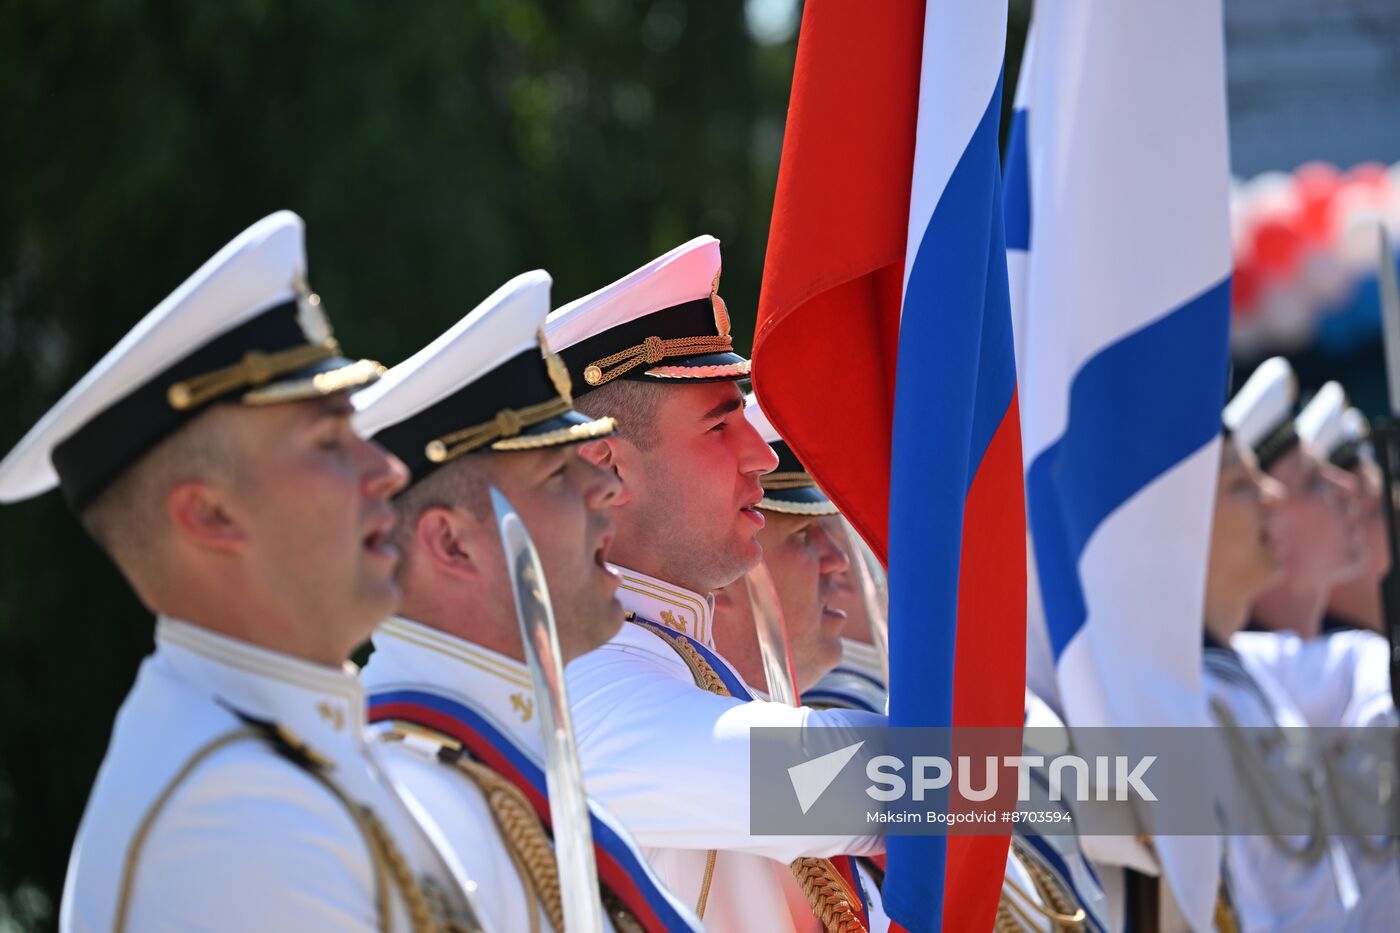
xmin=1378 ymin=224 xmax=1400 ymax=416
xmin=489 ymin=487 xmax=605 ymax=933
xmin=744 ymin=560 xmax=800 ymax=706
xmin=840 ymin=517 xmax=891 ymax=688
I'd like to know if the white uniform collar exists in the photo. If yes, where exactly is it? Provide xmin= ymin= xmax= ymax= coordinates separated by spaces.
xmin=838 ymin=637 xmax=885 ymax=683
xmin=611 ymin=564 xmax=716 ymax=650
xmin=367 ymin=617 xmax=541 ymax=752
xmin=156 ymin=616 xmax=366 ymax=753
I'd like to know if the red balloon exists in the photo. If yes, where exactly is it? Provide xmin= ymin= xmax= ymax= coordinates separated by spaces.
xmin=1231 ymin=258 xmax=1262 ymax=315
xmin=1253 ymin=217 xmax=1303 ymax=278
xmin=1294 ymin=162 xmax=1341 ymax=244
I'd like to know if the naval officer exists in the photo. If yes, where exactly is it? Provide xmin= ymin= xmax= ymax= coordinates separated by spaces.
xmin=1231 ymin=381 xmax=1395 ymax=729
xmin=545 ymin=237 xmax=886 ymax=932
xmin=1204 ymin=377 xmax=1360 ymax=931
xmin=0 ymin=213 xmax=480 ymax=931
xmin=352 ymin=270 xmax=701 ymax=931
xmin=710 ymin=393 xmax=852 ymax=698
xmin=1225 ymin=380 xmax=1399 ymax=930
xmin=1302 ymin=386 xmax=1390 ymax=637
xmin=1224 ymin=358 xmax=1365 ymax=640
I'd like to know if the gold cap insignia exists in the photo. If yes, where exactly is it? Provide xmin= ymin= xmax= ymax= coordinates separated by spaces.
xmin=710 ymin=269 xmax=730 ymax=338
xmin=295 ymin=278 xmax=334 ymax=346
xmin=539 ymin=328 xmax=574 ymax=404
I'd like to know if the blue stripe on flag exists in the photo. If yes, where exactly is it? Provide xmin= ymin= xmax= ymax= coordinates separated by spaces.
xmin=885 ymin=71 xmax=1011 ymax=930
xmin=1026 ymin=278 xmax=1230 ymax=656
xmin=1003 ymin=108 xmax=1031 ymax=252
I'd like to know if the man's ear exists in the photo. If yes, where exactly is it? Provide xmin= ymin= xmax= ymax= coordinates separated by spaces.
xmin=415 ymin=506 xmax=480 ymax=580
xmin=167 ymin=481 xmax=246 ymax=553
xmin=577 ymin=438 xmax=615 ymax=469
xmin=577 ymin=437 xmax=632 ymax=506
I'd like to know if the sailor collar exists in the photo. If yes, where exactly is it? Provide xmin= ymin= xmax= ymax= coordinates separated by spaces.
xmin=367 ymin=617 xmax=540 ymax=751
xmin=156 ymin=616 xmax=366 ymax=753
xmin=611 ymin=565 xmax=716 ymax=650
xmin=837 ymin=638 xmax=885 ymax=684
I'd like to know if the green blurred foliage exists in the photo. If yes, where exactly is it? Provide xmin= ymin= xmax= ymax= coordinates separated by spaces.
xmin=0 ymin=1 xmax=1030 ymax=924
xmin=0 ymin=0 xmax=797 ymax=921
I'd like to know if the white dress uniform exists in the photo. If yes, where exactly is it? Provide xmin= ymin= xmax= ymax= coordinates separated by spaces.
xmin=804 ymin=638 xmax=889 ymax=715
xmin=1230 ymin=629 xmax=1399 ymax=930
xmin=362 ymin=618 xmax=702 ymax=933
xmin=1231 ymin=629 xmax=1395 ymax=728
xmin=567 ymin=567 xmax=885 ymax=932
xmin=363 ymin=619 xmax=560 ymax=932
xmin=348 ymin=268 xmax=700 ymax=931
xmin=61 ymin=618 xmax=478 ymax=932
xmin=0 ymin=212 xmax=479 ymax=932
xmin=1202 ymin=636 xmax=1361 ymax=933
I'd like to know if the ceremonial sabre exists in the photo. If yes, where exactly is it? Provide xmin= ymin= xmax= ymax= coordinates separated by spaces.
xmin=1369 ymin=222 xmax=1400 ymax=893
xmin=744 ymin=560 xmax=801 ymax=706
xmin=489 ymin=487 xmax=605 ymax=933
xmin=840 ymin=517 xmax=891 ymax=687
xmin=1373 ymin=226 xmax=1400 ymax=711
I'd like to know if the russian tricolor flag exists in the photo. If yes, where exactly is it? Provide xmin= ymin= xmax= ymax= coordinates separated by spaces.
xmin=754 ymin=3 xmax=1023 ymax=930
xmin=1008 ymin=3 xmax=1231 ymax=928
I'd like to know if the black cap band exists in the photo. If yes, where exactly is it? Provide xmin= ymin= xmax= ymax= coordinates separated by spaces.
xmin=557 ymin=298 xmax=746 ymax=396
xmin=52 ymin=300 xmax=349 ymax=511
xmin=1255 ymin=420 xmax=1300 ymax=472
xmin=372 ymin=345 xmax=583 ymax=484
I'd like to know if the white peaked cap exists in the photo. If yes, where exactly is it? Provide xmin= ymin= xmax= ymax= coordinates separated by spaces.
xmin=546 ymin=236 xmax=721 ymax=351
xmin=1224 ymin=356 xmax=1297 ymax=453
xmin=544 ymin=236 xmax=748 ymax=393
xmin=1296 ymin=382 xmax=1348 ymax=456
xmin=744 ymin=392 xmax=837 ymax=515
xmin=1341 ymin=408 xmax=1369 ymax=445
xmin=353 ymin=271 xmax=615 ymax=482
xmin=353 ymin=271 xmax=553 ymax=435
xmin=744 ymin=392 xmax=782 ymax=445
xmin=0 ymin=211 xmax=377 ymax=506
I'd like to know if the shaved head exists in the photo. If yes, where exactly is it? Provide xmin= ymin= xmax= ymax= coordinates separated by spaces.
xmin=81 ymin=407 xmax=237 ymax=581
xmin=573 ymin=381 xmax=666 ymax=450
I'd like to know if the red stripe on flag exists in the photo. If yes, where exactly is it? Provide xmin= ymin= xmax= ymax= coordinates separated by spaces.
xmin=753 ymin=0 xmax=926 ymax=563
xmin=941 ymin=397 xmax=1025 ymax=928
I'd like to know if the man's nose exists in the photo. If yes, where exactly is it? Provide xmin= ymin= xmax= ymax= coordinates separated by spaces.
xmin=361 ymin=436 xmax=410 ymax=499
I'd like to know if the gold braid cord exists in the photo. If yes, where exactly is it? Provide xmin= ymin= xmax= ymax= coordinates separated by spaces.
xmin=1210 ymin=699 xmax=1328 ymax=863
xmin=389 ymin=723 xmax=648 ymax=933
xmin=166 ymin=340 xmax=341 ymax=409
xmin=449 ymin=755 xmax=564 ymax=933
xmin=583 ymin=334 xmax=734 ymax=386
xmin=1214 ymin=887 xmax=1241 ymax=933
xmin=639 ymin=621 xmax=868 ymax=933
xmin=425 ymin=395 xmax=574 ymax=464
xmin=995 ymin=839 xmax=1086 ymax=932
xmin=761 ymin=471 xmax=819 ymax=491
xmin=307 ymin=770 xmax=447 ymax=933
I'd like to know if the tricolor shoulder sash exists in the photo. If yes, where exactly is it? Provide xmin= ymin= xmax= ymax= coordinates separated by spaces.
xmin=368 ymin=687 xmax=700 ymax=933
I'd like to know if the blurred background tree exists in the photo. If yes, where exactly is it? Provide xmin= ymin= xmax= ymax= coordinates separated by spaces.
xmin=0 ymin=1 xmax=1031 ymax=927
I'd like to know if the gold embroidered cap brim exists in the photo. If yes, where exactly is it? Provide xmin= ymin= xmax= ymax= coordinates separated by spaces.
xmin=241 ymin=358 xmax=386 ymax=406
xmin=645 ymin=360 xmax=752 ymax=380
xmin=756 ymin=495 xmax=840 ymax=516
xmin=490 ymin=415 xmax=618 ymax=451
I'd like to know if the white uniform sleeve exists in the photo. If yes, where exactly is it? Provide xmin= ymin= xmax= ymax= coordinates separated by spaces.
xmin=122 ymin=746 xmax=382 ymax=932
xmin=1233 ymin=630 xmax=1395 ymax=727
xmin=567 ymin=634 xmax=886 ymax=863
